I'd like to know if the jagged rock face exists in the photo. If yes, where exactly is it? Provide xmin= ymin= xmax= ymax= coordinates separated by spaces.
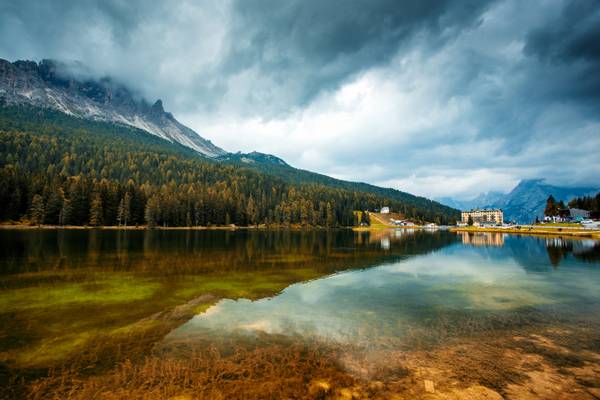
xmin=0 ymin=59 xmax=225 ymax=157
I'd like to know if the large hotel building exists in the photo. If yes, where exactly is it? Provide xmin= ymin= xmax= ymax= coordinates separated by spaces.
xmin=461 ymin=209 xmax=504 ymax=225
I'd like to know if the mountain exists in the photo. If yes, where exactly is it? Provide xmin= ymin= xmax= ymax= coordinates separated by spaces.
xmin=0 ymin=58 xmax=458 ymax=224
xmin=496 ymin=180 xmax=598 ymax=223
xmin=438 ymin=180 xmax=598 ymax=223
xmin=436 ymin=191 xmax=504 ymax=211
xmin=0 ymin=59 xmax=225 ymax=157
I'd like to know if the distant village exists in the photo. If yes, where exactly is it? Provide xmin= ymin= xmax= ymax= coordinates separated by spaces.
xmin=457 ymin=193 xmax=599 ymax=229
xmin=364 ymin=193 xmax=599 ymax=231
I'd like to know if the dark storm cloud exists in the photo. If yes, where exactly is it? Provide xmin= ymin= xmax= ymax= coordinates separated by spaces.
xmin=522 ymin=0 xmax=600 ymax=107
xmin=525 ymin=0 xmax=600 ymax=64
xmin=222 ymin=0 xmax=495 ymax=111
xmin=0 ymin=0 xmax=496 ymax=115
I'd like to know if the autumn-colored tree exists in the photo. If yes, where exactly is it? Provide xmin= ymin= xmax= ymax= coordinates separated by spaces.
xmin=89 ymin=192 xmax=103 ymax=226
xmin=117 ymin=192 xmax=131 ymax=226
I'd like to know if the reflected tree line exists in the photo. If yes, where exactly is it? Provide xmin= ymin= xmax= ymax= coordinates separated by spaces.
xmin=459 ymin=231 xmax=600 ymax=267
xmin=2 ymin=229 xmax=595 ymax=279
xmin=0 ymin=230 xmax=458 ymax=278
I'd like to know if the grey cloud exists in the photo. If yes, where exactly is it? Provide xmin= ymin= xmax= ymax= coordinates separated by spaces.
xmin=523 ymin=0 xmax=600 ymax=104
xmin=0 ymin=0 xmax=495 ymax=116
xmin=222 ymin=0 xmax=495 ymax=113
xmin=525 ymin=0 xmax=600 ymax=63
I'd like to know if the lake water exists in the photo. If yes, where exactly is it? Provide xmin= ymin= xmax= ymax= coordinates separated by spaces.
xmin=1 ymin=229 xmax=599 ymax=399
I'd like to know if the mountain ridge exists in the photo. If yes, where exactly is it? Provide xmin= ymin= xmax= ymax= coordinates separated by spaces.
xmin=437 ymin=179 xmax=598 ymax=223
xmin=0 ymin=58 xmax=225 ymax=157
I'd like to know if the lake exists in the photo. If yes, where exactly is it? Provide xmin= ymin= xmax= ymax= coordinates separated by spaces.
xmin=1 ymin=229 xmax=599 ymax=399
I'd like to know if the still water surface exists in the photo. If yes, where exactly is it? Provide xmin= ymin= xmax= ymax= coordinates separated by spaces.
xmin=1 ymin=229 xmax=599 ymax=398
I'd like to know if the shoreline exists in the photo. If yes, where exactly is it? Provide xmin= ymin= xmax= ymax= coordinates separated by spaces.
xmin=0 ymin=223 xmax=348 ymax=231
xmin=451 ymin=225 xmax=600 ymax=240
xmin=3 ymin=223 xmax=599 ymax=240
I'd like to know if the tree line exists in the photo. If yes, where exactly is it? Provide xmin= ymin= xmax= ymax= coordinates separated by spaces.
xmin=0 ymin=107 xmax=457 ymax=227
xmin=567 ymin=193 xmax=600 ymax=218
xmin=544 ymin=193 xmax=600 ymax=219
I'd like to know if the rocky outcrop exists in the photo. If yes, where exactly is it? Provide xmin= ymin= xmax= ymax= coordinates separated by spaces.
xmin=0 ymin=58 xmax=226 ymax=157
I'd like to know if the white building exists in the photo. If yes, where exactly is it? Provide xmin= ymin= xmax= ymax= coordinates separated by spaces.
xmin=461 ymin=209 xmax=504 ymax=225
xmin=380 ymin=207 xmax=390 ymax=214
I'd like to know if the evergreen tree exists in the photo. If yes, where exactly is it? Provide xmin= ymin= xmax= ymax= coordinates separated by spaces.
xmin=326 ymin=202 xmax=334 ymax=227
xmin=544 ymin=195 xmax=558 ymax=217
xmin=246 ymin=195 xmax=258 ymax=226
xmin=116 ymin=192 xmax=131 ymax=226
xmin=145 ymin=195 xmax=161 ymax=228
xmin=89 ymin=192 xmax=103 ymax=226
xmin=59 ymin=198 xmax=72 ymax=226
xmin=29 ymin=194 xmax=45 ymax=226
xmin=44 ymin=188 xmax=64 ymax=225
xmin=117 ymin=198 xmax=125 ymax=226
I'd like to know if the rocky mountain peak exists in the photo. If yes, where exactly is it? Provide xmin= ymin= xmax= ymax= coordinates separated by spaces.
xmin=0 ymin=58 xmax=226 ymax=157
xmin=152 ymin=99 xmax=164 ymax=113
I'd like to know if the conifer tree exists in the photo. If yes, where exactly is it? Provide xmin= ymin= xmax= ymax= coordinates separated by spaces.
xmin=29 ymin=194 xmax=45 ymax=226
xmin=59 ymin=198 xmax=73 ymax=226
xmin=145 ymin=195 xmax=161 ymax=227
xmin=44 ymin=188 xmax=64 ymax=225
xmin=326 ymin=202 xmax=334 ymax=227
xmin=246 ymin=195 xmax=258 ymax=226
xmin=544 ymin=195 xmax=558 ymax=217
xmin=117 ymin=198 xmax=125 ymax=226
xmin=89 ymin=193 xmax=103 ymax=226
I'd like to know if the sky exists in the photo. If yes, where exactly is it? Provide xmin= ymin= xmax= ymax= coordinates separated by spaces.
xmin=1 ymin=0 xmax=599 ymax=200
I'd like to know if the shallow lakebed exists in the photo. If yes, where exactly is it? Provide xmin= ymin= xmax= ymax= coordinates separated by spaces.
xmin=1 ymin=229 xmax=599 ymax=399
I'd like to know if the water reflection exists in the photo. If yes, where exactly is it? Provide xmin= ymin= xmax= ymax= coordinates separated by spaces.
xmin=0 ymin=228 xmax=458 ymax=369
xmin=2 ymin=229 xmax=599 ymax=398
xmin=460 ymin=232 xmax=505 ymax=247
xmin=168 ymin=234 xmax=600 ymax=350
xmin=544 ymin=237 xmax=600 ymax=266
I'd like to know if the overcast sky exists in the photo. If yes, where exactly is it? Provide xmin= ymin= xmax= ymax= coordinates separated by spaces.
xmin=1 ymin=0 xmax=599 ymax=200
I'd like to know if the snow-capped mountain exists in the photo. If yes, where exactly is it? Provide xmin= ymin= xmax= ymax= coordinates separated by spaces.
xmin=0 ymin=59 xmax=225 ymax=157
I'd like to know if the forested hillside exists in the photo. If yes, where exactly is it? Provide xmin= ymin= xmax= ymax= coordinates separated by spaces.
xmin=220 ymin=153 xmax=455 ymax=219
xmin=0 ymin=106 xmax=458 ymax=227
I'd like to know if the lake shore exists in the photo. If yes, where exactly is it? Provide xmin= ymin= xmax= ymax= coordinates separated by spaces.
xmin=0 ymin=222 xmax=343 ymax=231
xmin=451 ymin=225 xmax=600 ymax=239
